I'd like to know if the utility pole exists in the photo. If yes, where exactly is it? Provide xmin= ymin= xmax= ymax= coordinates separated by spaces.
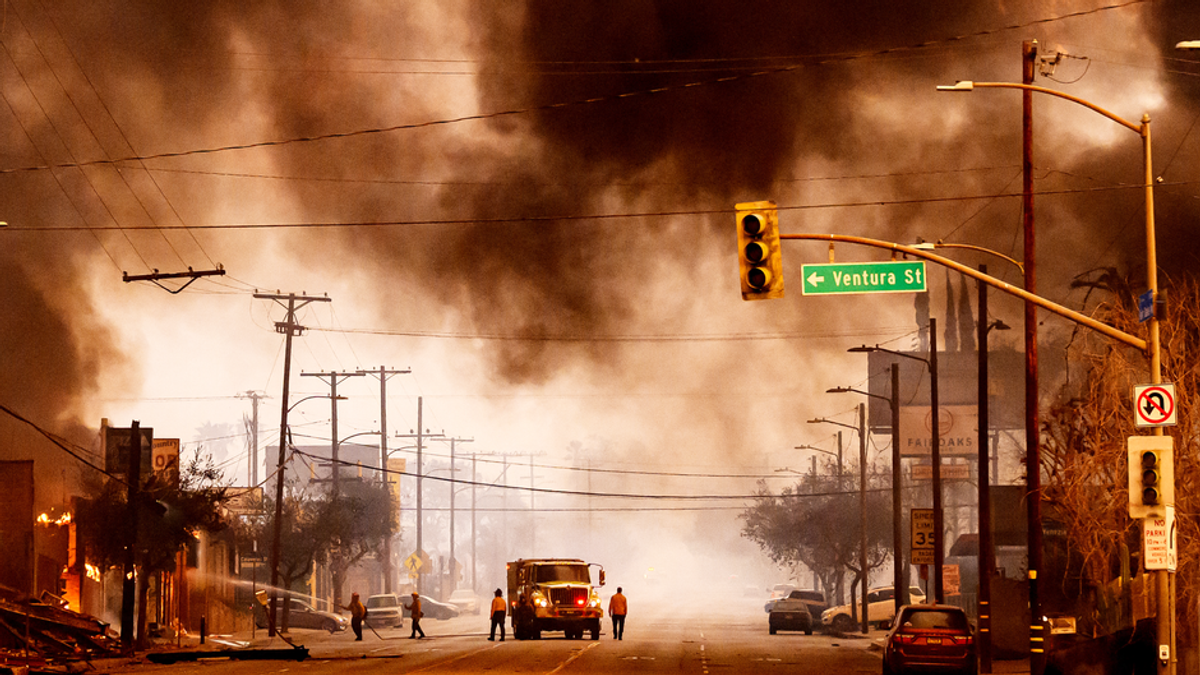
xmin=120 ymin=421 xmax=143 ymax=652
xmin=530 ymin=455 xmax=536 ymax=555
xmin=858 ymin=402 xmax=868 ymax=635
xmin=255 ymin=291 xmax=330 ymax=637
xmin=471 ymin=453 xmax=478 ymax=592
xmin=358 ymin=366 xmax=410 ymax=594
xmin=302 ymin=369 xmax=361 ymax=612
xmin=978 ymin=266 xmax=995 ymax=673
xmin=396 ymin=397 xmax=442 ymax=595
xmin=237 ymin=391 xmax=267 ymax=487
xmin=442 ymin=437 xmax=473 ymax=593
xmin=301 ymin=371 xmax=363 ymax=500
xmin=1020 ymin=40 xmax=1046 ymax=675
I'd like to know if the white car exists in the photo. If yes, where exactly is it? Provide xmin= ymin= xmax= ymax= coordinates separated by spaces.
xmin=447 ymin=589 xmax=480 ymax=615
xmin=365 ymin=593 xmax=404 ymax=628
xmin=820 ymin=585 xmax=926 ymax=632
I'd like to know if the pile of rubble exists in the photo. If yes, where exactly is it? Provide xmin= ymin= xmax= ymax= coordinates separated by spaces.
xmin=0 ymin=590 xmax=120 ymax=666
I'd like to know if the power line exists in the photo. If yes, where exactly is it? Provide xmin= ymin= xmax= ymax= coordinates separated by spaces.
xmin=293 ymin=448 xmax=895 ymax=501
xmin=0 ymin=1 xmax=1151 ymax=179
xmin=2 ymin=179 xmax=1178 ymax=232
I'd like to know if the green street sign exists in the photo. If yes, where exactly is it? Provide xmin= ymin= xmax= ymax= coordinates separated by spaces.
xmin=800 ymin=261 xmax=927 ymax=296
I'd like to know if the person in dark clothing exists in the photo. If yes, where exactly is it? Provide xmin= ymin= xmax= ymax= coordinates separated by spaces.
xmin=344 ymin=592 xmax=367 ymax=641
xmin=405 ymin=592 xmax=426 ymax=639
xmin=488 ymin=588 xmax=507 ymax=641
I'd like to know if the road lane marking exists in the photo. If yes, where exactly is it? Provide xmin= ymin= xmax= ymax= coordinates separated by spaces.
xmin=402 ymin=643 xmax=503 ymax=674
xmin=546 ymin=641 xmax=600 ymax=674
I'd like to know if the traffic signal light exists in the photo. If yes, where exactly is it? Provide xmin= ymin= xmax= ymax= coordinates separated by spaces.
xmin=1128 ymin=436 xmax=1174 ymax=518
xmin=736 ymin=200 xmax=784 ymax=300
xmin=1141 ymin=451 xmax=1162 ymax=506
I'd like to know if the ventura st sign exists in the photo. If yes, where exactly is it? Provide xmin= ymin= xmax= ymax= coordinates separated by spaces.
xmin=800 ymin=261 xmax=927 ymax=295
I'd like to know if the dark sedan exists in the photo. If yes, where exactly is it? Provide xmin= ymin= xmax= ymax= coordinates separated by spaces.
xmin=402 ymin=596 xmax=461 ymax=620
xmin=768 ymin=594 xmax=813 ymax=635
xmin=882 ymin=604 xmax=976 ymax=675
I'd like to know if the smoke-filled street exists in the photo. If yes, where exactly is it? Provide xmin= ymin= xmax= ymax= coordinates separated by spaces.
xmin=107 ymin=601 xmax=886 ymax=675
xmin=3 ymin=2 xmax=1200 ymax=674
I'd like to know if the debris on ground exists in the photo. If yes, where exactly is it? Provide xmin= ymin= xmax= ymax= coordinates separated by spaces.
xmin=0 ymin=588 xmax=121 ymax=667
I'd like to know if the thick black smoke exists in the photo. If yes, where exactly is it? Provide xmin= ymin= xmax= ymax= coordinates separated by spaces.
xmin=5 ymin=0 xmax=1200 ymax=436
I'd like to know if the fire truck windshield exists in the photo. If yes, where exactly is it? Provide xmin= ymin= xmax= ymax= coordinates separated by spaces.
xmin=534 ymin=564 xmax=590 ymax=584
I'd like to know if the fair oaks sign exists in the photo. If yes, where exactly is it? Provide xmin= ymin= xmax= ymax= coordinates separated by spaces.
xmin=899 ymin=405 xmax=978 ymax=457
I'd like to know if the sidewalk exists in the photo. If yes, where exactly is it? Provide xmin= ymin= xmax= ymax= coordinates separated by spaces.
xmin=989 ymin=659 xmax=1032 ymax=674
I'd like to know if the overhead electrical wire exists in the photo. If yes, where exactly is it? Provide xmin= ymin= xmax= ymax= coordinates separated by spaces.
xmin=1 ymin=179 xmax=1181 ymax=233
xmin=0 ymin=1 xmax=1152 ymax=179
xmin=292 ymin=448 xmax=896 ymax=501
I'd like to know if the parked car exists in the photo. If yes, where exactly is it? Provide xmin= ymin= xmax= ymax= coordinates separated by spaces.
xmin=768 ymin=592 xmax=813 ymax=635
xmin=402 ymin=595 xmax=461 ymax=620
xmin=763 ymin=583 xmax=797 ymax=612
xmin=365 ymin=593 xmax=404 ymax=629
xmin=254 ymin=598 xmax=348 ymax=633
xmin=882 ymin=604 xmax=976 ymax=675
xmin=447 ymin=589 xmax=480 ymax=615
xmin=821 ymin=585 xmax=926 ymax=633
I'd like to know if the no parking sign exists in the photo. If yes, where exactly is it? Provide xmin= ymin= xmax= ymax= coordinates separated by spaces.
xmin=1133 ymin=383 xmax=1177 ymax=428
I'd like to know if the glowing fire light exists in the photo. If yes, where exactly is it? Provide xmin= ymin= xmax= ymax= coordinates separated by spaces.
xmin=37 ymin=512 xmax=73 ymax=526
xmin=86 ymin=564 xmax=101 ymax=582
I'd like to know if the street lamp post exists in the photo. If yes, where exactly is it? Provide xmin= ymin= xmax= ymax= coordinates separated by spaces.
xmin=977 ymin=266 xmax=1012 ymax=674
xmin=829 ymin=361 xmax=905 ymax=613
xmin=939 ymin=72 xmax=1163 ymax=675
xmin=809 ymin=407 xmax=869 ymax=634
xmin=796 ymin=440 xmax=843 ymax=482
xmin=849 ymin=318 xmax=943 ymax=603
xmin=267 ymin=393 xmax=343 ymax=636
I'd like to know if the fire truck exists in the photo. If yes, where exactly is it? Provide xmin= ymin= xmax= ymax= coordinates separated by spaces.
xmin=506 ymin=558 xmax=606 ymax=640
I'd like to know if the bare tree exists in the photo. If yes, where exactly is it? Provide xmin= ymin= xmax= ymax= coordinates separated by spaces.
xmin=1042 ymin=270 xmax=1199 ymax=649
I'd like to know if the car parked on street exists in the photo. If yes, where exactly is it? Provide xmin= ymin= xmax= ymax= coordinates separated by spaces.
xmin=763 ymin=582 xmax=797 ymax=612
xmin=402 ymin=595 xmax=461 ymax=620
xmin=364 ymin=593 xmax=404 ymax=629
xmin=882 ymin=604 xmax=976 ymax=675
xmin=821 ymin=585 xmax=926 ymax=633
xmin=253 ymin=598 xmax=348 ymax=633
xmin=768 ymin=591 xmax=813 ymax=635
xmin=447 ymin=589 xmax=480 ymax=615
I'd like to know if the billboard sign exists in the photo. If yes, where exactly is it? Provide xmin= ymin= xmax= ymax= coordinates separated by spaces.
xmin=104 ymin=425 xmax=154 ymax=479
xmin=900 ymin=405 xmax=977 ymax=456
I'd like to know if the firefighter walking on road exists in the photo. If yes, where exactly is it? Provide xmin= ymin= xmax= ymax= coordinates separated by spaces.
xmin=608 ymin=587 xmax=627 ymax=640
xmin=344 ymin=592 xmax=367 ymax=641
xmin=488 ymin=589 xmax=506 ymax=641
xmin=406 ymin=592 xmax=426 ymax=639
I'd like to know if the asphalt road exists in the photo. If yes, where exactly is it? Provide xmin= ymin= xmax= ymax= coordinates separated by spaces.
xmin=111 ymin=599 xmax=884 ymax=675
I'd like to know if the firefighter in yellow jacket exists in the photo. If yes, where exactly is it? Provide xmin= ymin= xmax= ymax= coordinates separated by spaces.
xmin=488 ymin=588 xmax=506 ymax=641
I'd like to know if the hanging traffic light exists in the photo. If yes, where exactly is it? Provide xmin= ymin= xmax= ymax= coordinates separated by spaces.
xmin=1128 ymin=436 xmax=1174 ymax=518
xmin=736 ymin=200 xmax=784 ymax=300
xmin=1141 ymin=451 xmax=1162 ymax=506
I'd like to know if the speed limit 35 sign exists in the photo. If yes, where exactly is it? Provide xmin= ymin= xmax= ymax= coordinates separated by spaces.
xmin=1134 ymin=383 xmax=1177 ymax=428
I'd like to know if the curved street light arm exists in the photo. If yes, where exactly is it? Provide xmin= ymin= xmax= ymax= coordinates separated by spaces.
xmin=912 ymin=240 xmax=1024 ymax=275
xmin=828 ymin=386 xmax=889 ymax=403
xmin=807 ymin=416 xmax=857 ymax=432
xmin=781 ymin=233 xmax=1147 ymax=352
xmin=937 ymin=81 xmax=1142 ymax=133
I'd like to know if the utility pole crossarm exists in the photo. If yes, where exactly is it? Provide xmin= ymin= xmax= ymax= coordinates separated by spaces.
xmin=123 ymin=266 xmax=226 ymax=294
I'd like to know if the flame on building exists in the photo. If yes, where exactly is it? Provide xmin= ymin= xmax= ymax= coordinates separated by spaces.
xmin=36 ymin=512 xmax=73 ymax=526
xmin=85 ymin=563 xmax=101 ymax=583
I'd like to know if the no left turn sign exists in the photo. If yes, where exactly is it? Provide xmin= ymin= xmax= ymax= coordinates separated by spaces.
xmin=1134 ymin=383 xmax=1177 ymax=428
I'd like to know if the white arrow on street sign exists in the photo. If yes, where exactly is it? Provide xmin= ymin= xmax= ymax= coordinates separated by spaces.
xmin=806 ymin=271 xmax=825 ymax=287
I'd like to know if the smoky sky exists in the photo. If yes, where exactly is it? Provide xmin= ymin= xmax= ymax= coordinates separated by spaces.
xmin=5 ymin=0 xmax=1200 ymax=450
